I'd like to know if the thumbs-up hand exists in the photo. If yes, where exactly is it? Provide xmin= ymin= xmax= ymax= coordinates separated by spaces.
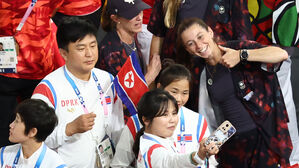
xmin=218 ymin=45 xmax=240 ymax=68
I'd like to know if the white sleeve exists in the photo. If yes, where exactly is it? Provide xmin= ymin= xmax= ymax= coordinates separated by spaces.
xmin=110 ymin=126 xmax=135 ymax=168
xmin=32 ymin=83 xmax=79 ymax=149
xmin=109 ymin=94 xmax=125 ymax=146
xmin=44 ymin=121 xmax=80 ymax=149
xmin=150 ymin=149 xmax=198 ymax=168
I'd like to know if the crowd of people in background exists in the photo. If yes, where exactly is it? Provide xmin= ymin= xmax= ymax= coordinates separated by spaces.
xmin=0 ymin=0 xmax=299 ymax=167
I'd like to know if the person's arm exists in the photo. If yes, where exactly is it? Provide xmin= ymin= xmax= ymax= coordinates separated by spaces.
xmin=32 ymin=82 xmax=94 ymax=148
xmin=145 ymin=36 xmax=163 ymax=86
xmin=246 ymin=46 xmax=288 ymax=63
xmin=145 ymin=53 xmax=161 ymax=86
xmin=219 ymin=45 xmax=288 ymax=68
xmin=149 ymin=35 xmax=164 ymax=62
xmin=150 ymin=148 xmax=198 ymax=167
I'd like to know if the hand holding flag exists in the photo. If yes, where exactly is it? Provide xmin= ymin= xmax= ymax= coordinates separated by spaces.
xmin=113 ymin=51 xmax=149 ymax=116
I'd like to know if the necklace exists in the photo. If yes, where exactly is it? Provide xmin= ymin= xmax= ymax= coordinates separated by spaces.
xmin=122 ymin=41 xmax=136 ymax=52
xmin=205 ymin=65 xmax=216 ymax=86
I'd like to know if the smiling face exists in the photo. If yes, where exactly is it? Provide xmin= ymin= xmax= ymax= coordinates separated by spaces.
xmin=163 ymin=79 xmax=189 ymax=109
xmin=144 ymin=100 xmax=179 ymax=138
xmin=61 ymin=34 xmax=98 ymax=80
xmin=181 ymin=23 xmax=217 ymax=60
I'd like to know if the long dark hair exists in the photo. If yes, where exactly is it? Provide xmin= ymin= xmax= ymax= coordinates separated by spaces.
xmin=176 ymin=18 xmax=209 ymax=69
xmin=132 ymin=89 xmax=178 ymax=158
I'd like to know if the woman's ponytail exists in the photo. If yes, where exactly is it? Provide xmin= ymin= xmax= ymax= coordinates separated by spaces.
xmin=133 ymin=127 xmax=145 ymax=158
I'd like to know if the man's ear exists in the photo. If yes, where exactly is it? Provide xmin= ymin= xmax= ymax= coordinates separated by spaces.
xmin=59 ymin=48 xmax=68 ymax=61
xmin=28 ymin=127 xmax=38 ymax=139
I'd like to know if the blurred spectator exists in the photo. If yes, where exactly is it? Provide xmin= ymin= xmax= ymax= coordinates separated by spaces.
xmin=0 ymin=0 xmax=63 ymax=148
xmin=52 ymin=0 xmax=103 ymax=29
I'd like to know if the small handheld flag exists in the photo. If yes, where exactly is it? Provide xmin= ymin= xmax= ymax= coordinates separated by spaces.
xmin=113 ymin=51 xmax=148 ymax=116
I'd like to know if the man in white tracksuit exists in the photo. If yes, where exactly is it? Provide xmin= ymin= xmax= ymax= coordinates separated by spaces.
xmin=32 ymin=17 xmax=124 ymax=168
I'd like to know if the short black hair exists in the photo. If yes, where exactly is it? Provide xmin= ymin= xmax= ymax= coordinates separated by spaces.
xmin=16 ymin=99 xmax=58 ymax=142
xmin=0 ymin=42 xmax=3 ymax=46
xmin=56 ymin=17 xmax=98 ymax=51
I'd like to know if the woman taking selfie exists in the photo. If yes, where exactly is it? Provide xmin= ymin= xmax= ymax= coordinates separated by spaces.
xmin=133 ymin=89 xmax=218 ymax=168
xmin=176 ymin=17 xmax=292 ymax=168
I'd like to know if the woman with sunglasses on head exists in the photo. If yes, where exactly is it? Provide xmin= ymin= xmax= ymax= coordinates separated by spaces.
xmin=176 ymin=17 xmax=292 ymax=168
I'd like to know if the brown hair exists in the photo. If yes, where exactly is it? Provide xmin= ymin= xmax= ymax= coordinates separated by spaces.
xmin=163 ymin=0 xmax=181 ymax=28
xmin=176 ymin=18 xmax=209 ymax=68
xmin=101 ymin=0 xmax=117 ymax=32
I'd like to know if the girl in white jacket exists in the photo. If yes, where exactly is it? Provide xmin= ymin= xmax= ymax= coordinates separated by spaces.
xmin=133 ymin=89 xmax=219 ymax=168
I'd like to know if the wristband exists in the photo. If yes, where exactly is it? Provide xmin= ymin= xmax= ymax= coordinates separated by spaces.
xmin=193 ymin=152 xmax=205 ymax=165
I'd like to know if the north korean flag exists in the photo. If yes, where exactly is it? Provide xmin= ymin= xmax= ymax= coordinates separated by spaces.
xmin=113 ymin=51 xmax=149 ymax=116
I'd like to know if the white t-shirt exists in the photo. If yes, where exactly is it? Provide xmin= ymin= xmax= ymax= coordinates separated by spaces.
xmin=0 ymin=143 xmax=66 ymax=168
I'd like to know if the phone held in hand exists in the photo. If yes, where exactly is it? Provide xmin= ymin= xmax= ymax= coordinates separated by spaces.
xmin=205 ymin=120 xmax=236 ymax=147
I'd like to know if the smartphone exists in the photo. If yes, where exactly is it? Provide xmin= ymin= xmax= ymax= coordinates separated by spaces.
xmin=205 ymin=120 xmax=236 ymax=147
